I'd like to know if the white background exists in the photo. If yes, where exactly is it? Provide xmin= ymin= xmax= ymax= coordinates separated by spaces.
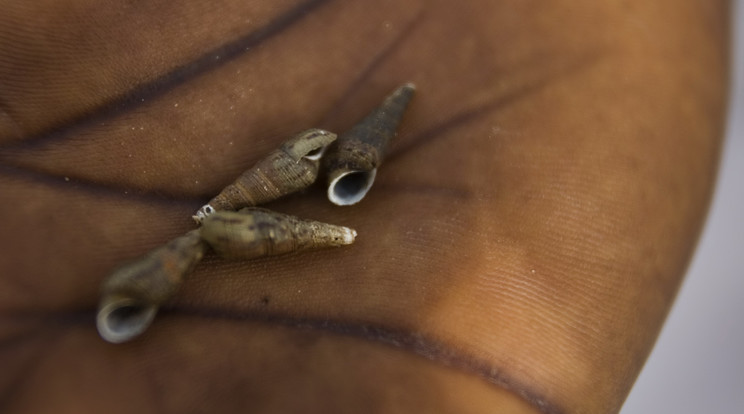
xmin=622 ymin=2 xmax=744 ymax=413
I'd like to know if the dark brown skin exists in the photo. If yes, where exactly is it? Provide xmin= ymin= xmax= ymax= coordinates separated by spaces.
xmin=0 ymin=1 xmax=730 ymax=413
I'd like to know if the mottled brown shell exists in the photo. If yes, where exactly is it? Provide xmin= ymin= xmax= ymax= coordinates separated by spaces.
xmin=200 ymin=208 xmax=356 ymax=259
xmin=324 ymin=83 xmax=415 ymax=205
xmin=96 ymin=230 xmax=207 ymax=343
xmin=193 ymin=128 xmax=337 ymax=223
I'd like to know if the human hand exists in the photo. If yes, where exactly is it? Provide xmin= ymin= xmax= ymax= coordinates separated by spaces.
xmin=0 ymin=1 xmax=729 ymax=413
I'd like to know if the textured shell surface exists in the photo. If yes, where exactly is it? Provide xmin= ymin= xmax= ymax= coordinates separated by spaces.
xmin=97 ymin=229 xmax=207 ymax=343
xmin=200 ymin=208 xmax=356 ymax=259
xmin=193 ymin=129 xmax=337 ymax=223
xmin=281 ymin=127 xmax=338 ymax=161
xmin=324 ymin=83 xmax=416 ymax=206
xmin=100 ymin=229 xmax=207 ymax=303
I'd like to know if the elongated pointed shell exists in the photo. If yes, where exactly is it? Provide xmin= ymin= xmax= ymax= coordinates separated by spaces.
xmin=97 ymin=230 xmax=207 ymax=343
xmin=200 ymin=208 xmax=356 ymax=259
xmin=193 ymin=129 xmax=337 ymax=223
xmin=324 ymin=83 xmax=415 ymax=206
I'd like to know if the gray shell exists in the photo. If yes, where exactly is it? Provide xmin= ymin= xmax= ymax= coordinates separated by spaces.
xmin=96 ymin=230 xmax=207 ymax=343
xmin=323 ymin=83 xmax=415 ymax=205
xmin=193 ymin=129 xmax=337 ymax=223
xmin=200 ymin=208 xmax=356 ymax=259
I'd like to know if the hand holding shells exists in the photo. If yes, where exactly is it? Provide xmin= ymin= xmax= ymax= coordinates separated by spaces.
xmin=97 ymin=84 xmax=415 ymax=344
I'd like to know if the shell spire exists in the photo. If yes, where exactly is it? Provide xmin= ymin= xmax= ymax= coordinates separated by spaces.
xmin=199 ymin=208 xmax=357 ymax=259
xmin=324 ymin=83 xmax=416 ymax=206
xmin=96 ymin=230 xmax=207 ymax=343
xmin=193 ymin=128 xmax=337 ymax=223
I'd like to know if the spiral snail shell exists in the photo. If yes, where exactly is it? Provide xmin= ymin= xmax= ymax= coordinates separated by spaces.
xmin=95 ymin=85 xmax=419 ymax=344
xmin=324 ymin=83 xmax=416 ymax=206
xmin=193 ymin=128 xmax=337 ymax=223
xmin=200 ymin=208 xmax=357 ymax=259
xmin=96 ymin=207 xmax=355 ymax=344
xmin=96 ymin=230 xmax=207 ymax=343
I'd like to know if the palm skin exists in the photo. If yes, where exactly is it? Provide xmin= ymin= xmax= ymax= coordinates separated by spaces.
xmin=0 ymin=1 xmax=730 ymax=413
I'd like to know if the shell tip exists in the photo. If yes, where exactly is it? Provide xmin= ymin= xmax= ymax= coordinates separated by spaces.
xmin=341 ymin=227 xmax=357 ymax=244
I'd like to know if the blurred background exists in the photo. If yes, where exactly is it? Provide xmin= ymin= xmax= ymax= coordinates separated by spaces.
xmin=622 ymin=2 xmax=744 ymax=413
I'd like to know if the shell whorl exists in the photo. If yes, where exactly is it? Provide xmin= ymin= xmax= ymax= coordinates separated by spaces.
xmin=200 ymin=208 xmax=356 ymax=259
xmin=96 ymin=230 xmax=207 ymax=343
xmin=97 ymin=85 xmax=421 ymax=344
xmin=193 ymin=129 xmax=337 ymax=223
xmin=324 ymin=83 xmax=415 ymax=206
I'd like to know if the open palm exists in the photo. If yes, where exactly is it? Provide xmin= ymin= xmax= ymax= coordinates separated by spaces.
xmin=0 ymin=1 xmax=729 ymax=413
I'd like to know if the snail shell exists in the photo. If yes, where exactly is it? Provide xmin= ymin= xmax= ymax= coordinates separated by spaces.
xmin=324 ymin=83 xmax=416 ymax=206
xmin=200 ymin=208 xmax=356 ymax=259
xmin=193 ymin=128 xmax=337 ymax=223
xmin=96 ymin=229 xmax=207 ymax=343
